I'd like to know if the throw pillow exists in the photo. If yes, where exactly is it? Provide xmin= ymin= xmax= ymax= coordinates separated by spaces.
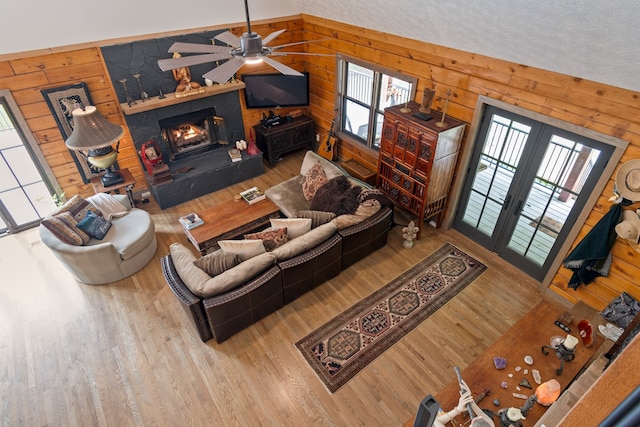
xmin=309 ymin=175 xmax=362 ymax=216
xmin=218 ymin=239 xmax=266 ymax=261
xmin=41 ymin=212 xmax=91 ymax=245
xmin=358 ymin=187 xmax=394 ymax=209
xmin=244 ymin=227 xmax=288 ymax=251
xmin=295 ymin=210 xmax=337 ymax=228
xmin=301 ymin=161 xmax=329 ymax=201
xmin=270 ymin=217 xmax=312 ymax=239
xmin=53 ymin=194 xmax=102 ymax=222
xmin=76 ymin=210 xmax=112 ymax=240
xmin=193 ymin=252 xmax=241 ymax=277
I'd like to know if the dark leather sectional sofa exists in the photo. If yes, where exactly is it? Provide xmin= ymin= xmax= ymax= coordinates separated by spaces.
xmin=162 ymin=151 xmax=393 ymax=343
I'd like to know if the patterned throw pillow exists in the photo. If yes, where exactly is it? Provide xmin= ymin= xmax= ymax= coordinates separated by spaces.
xmin=76 ymin=210 xmax=112 ymax=240
xmin=244 ymin=227 xmax=288 ymax=251
xmin=41 ymin=212 xmax=91 ymax=245
xmin=270 ymin=217 xmax=312 ymax=239
xmin=53 ymin=195 xmax=103 ymax=222
xmin=301 ymin=161 xmax=329 ymax=201
xmin=295 ymin=210 xmax=337 ymax=228
xmin=218 ymin=239 xmax=266 ymax=261
xmin=193 ymin=252 xmax=241 ymax=277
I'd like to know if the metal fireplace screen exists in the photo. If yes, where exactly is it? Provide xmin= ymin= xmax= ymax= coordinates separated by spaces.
xmin=159 ymin=107 xmax=228 ymax=160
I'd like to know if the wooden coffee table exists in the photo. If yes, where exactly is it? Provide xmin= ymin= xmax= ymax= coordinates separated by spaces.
xmin=182 ymin=198 xmax=281 ymax=255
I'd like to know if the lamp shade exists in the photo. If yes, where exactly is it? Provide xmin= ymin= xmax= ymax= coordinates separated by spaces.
xmin=65 ymin=106 xmax=124 ymax=151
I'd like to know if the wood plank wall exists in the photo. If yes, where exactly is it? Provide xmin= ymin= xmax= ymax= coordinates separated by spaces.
xmin=1 ymin=15 xmax=639 ymax=311
xmin=0 ymin=18 xmax=305 ymax=201
xmin=298 ymin=15 xmax=640 ymax=312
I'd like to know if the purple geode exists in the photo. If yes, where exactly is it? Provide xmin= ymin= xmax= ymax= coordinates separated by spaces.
xmin=493 ymin=356 xmax=507 ymax=370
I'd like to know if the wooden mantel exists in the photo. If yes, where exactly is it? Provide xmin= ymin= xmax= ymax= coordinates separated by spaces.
xmin=120 ymin=80 xmax=245 ymax=115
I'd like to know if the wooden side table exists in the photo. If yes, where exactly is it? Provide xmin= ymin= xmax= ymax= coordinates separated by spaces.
xmin=90 ymin=168 xmax=136 ymax=207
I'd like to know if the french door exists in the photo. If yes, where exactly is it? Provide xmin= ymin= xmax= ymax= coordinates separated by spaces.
xmin=0 ymin=90 xmax=60 ymax=235
xmin=453 ymin=105 xmax=615 ymax=280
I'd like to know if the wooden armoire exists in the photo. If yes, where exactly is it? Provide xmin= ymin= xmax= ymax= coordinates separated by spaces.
xmin=376 ymin=102 xmax=466 ymax=237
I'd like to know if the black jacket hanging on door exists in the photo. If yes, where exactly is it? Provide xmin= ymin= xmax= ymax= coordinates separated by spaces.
xmin=563 ymin=203 xmax=622 ymax=289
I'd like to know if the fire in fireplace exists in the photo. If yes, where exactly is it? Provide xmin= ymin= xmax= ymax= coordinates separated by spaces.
xmin=159 ymin=107 xmax=228 ymax=160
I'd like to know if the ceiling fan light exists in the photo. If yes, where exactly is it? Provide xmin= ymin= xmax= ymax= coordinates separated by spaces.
xmin=245 ymin=57 xmax=263 ymax=64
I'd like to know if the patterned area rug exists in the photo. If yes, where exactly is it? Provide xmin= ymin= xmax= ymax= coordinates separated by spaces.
xmin=295 ymin=243 xmax=487 ymax=393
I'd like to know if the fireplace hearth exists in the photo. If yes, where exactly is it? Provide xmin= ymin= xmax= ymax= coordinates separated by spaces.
xmin=159 ymin=107 xmax=228 ymax=161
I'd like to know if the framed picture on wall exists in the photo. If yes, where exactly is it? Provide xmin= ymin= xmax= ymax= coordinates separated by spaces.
xmin=41 ymin=82 xmax=115 ymax=184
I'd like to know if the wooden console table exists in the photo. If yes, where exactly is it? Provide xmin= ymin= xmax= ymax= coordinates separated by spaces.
xmin=253 ymin=115 xmax=315 ymax=166
xmin=403 ymin=300 xmax=607 ymax=426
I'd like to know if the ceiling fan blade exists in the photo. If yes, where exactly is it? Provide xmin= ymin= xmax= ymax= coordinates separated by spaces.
xmin=168 ymin=42 xmax=230 ymax=54
xmin=202 ymin=57 xmax=246 ymax=84
xmin=270 ymin=52 xmax=336 ymax=57
xmin=270 ymin=38 xmax=331 ymax=50
xmin=215 ymin=31 xmax=241 ymax=47
xmin=158 ymin=53 xmax=231 ymax=71
xmin=262 ymin=29 xmax=286 ymax=46
xmin=261 ymin=57 xmax=303 ymax=76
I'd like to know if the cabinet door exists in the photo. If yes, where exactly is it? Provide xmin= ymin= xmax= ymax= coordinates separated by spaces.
xmin=404 ymin=127 xmax=422 ymax=167
xmin=393 ymin=122 xmax=410 ymax=163
xmin=380 ymin=117 xmax=396 ymax=156
xmin=415 ymin=131 xmax=436 ymax=177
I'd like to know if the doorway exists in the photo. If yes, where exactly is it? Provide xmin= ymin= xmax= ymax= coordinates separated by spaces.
xmin=0 ymin=90 xmax=61 ymax=235
xmin=453 ymin=103 xmax=619 ymax=281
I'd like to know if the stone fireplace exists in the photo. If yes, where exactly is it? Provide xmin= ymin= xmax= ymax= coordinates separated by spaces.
xmin=100 ymin=31 xmax=265 ymax=209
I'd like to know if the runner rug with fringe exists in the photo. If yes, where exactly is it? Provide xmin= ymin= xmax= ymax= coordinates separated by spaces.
xmin=295 ymin=243 xmax=487 ymax=393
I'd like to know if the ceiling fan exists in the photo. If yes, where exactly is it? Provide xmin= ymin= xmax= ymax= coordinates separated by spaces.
xmin=157 ymin=0 xmax=331 ymax=84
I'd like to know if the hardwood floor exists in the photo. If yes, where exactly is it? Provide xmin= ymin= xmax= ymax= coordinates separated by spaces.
xmin=1 ymin=151 xmax=560 ymax=426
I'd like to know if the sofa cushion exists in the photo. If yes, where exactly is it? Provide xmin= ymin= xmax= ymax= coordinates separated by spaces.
xmin=301 ymin=161 xmax=329 ymax=201
xmin=244 ymin=227 xmax=288 ymax=251
xmin=264 ymin=177 xmax=310 ymax=218
xmin=332 ymin=199 xmax=382 ymax=230
xmin=270 ymin=217 xmax=312 ymax=239
xmin=171 ymin=243 xmax=277 ymax=298
xmin=89 ymin=208 xmax=155 ymax=260
xmin=41 ymin=212 xmax=91 ymax=245
xmin=300 ymin=150 xmax=345 ymax=180
xmin=171 ymin=243 xmax=212 ymax=296
xmin=51 ymin=194 xmax=102 ymax=222
xmin=271 ymin=222 xmax=338 ymax=261
xmin=193 ymin=251 xmax=241 ymax=276
xmin=310 ymin=175 xmax=362 ymax=216
xmin=219 ymin=239 xmax=266 ymax=261
xmin=295 ymin=210 xmax=337 ymax=228
xmin=77 ymin=210 xmax=112 ymax=240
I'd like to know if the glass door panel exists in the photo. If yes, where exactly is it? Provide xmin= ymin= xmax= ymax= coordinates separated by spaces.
xmin=460 ymin=112 xmax=530 ymax=237
xmin=505 ymin=134 xmax=600 ymax=266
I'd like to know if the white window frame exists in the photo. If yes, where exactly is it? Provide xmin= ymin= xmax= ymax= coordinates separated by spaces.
xmin=335 ymin=55 xmax=416 ymax=151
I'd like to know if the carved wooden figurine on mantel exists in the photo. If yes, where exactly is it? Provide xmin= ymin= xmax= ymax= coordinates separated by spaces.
xmin=172 ymin=53 xmax=205 ymax=98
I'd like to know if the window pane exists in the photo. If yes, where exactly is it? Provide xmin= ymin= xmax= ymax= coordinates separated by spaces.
xmin=344 ymin=99 xmax=370 ymax=140
xmin=379 ymin=74 xmax=412 ymax=110
xmin=346 ymin=64 xmax=373 ymax=105
xmin=373 ymin=112 xmax=384 ymax=148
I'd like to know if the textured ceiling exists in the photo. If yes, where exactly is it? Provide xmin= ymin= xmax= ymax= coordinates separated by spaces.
xmin=1 ymin=0 xmax=638 ymax=92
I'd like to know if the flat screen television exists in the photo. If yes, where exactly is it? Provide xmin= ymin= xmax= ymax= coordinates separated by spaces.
xmin=241 ymin=72 xmax=309 ymax=109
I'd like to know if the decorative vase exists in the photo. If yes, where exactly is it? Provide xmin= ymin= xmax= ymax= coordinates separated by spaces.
xmin=246 ymin=131 xmax=261 ymax=156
